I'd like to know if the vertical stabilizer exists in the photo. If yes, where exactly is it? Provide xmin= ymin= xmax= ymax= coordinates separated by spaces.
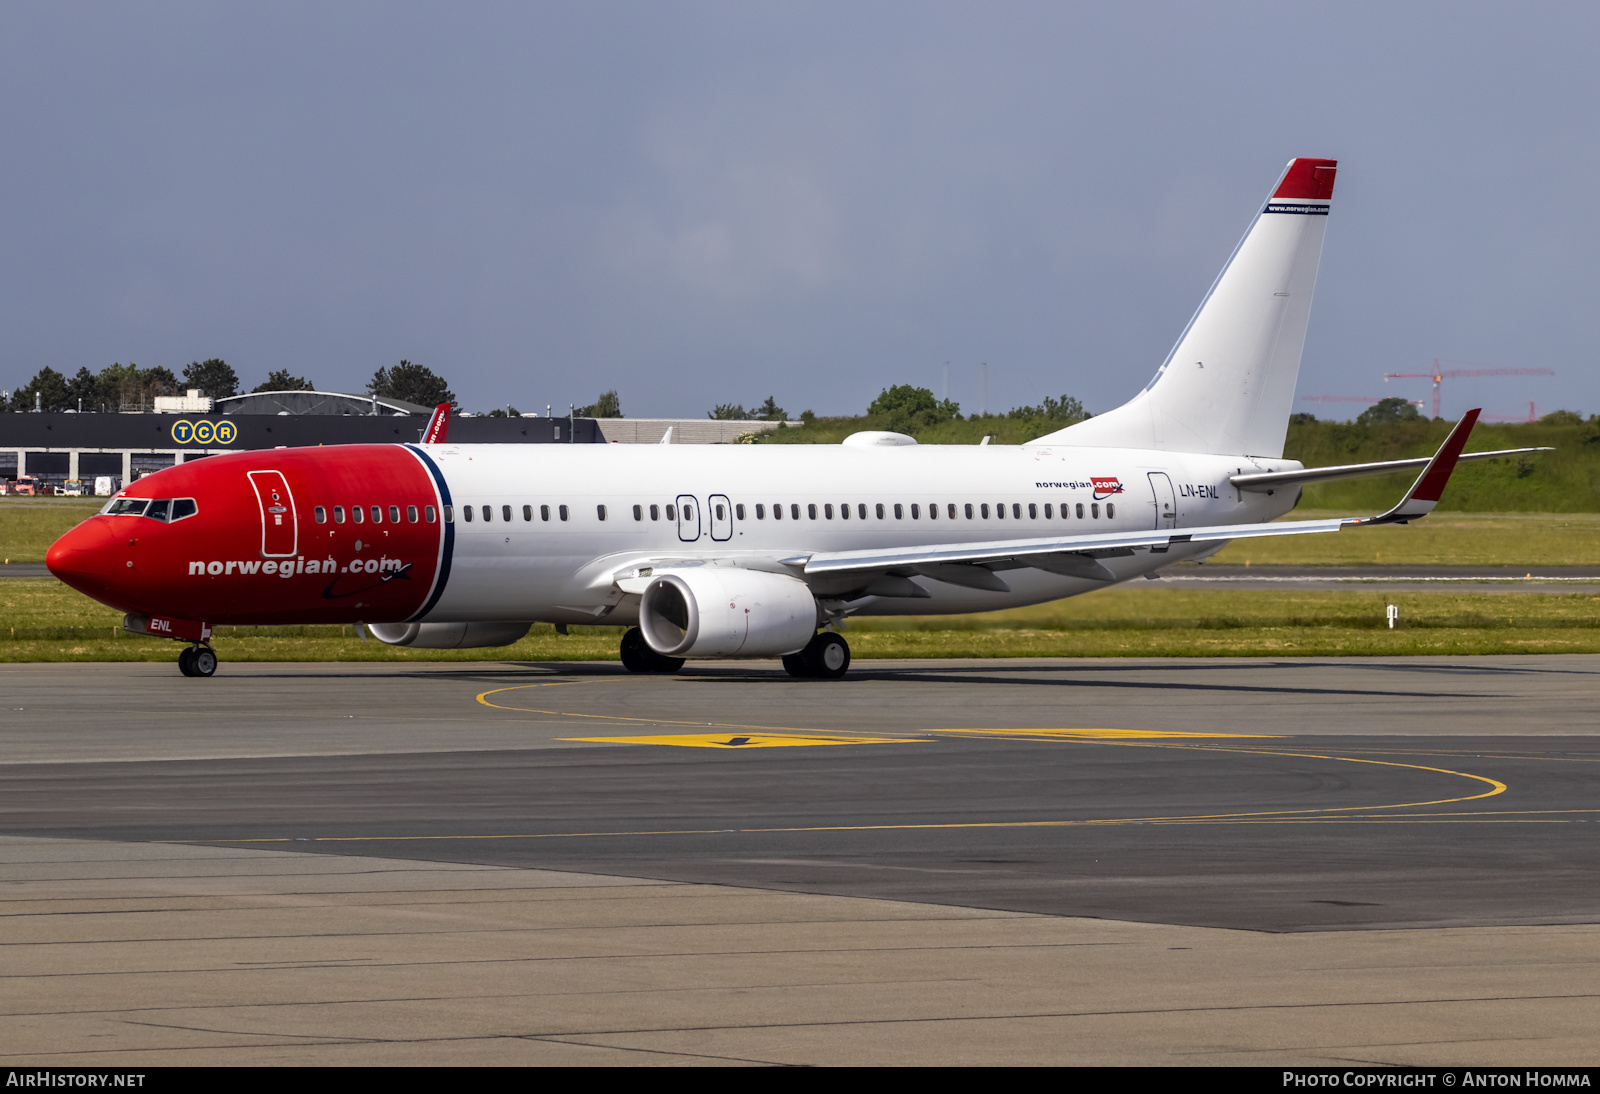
xmin=1036 ymin=158 xmax=1336 ymax=457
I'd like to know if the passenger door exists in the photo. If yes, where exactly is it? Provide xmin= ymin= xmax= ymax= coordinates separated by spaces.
xmin=1147 ymin=472 xmax=1178 ymax=529
xmin=248 ymin=470 xmax=299 ymax=557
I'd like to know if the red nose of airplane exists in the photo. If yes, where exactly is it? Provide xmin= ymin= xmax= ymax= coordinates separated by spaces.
xmin=46 ymin=518 xmax=117 ymax=601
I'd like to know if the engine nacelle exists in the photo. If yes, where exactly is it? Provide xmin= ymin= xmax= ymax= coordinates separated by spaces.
xmin=367 ymin=621 xmax=531 ymax=649
xmin=639 ymin=567 xmax=818 ymax=658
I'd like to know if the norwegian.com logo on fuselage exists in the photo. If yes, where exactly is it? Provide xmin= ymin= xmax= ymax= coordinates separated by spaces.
xmin=1091 ymin=477 xmax=1125 ymax=501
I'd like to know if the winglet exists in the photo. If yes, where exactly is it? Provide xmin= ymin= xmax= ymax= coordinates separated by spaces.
xmin=421 ymin=402 xmax=451 ymax=444
xmin=1354 ymin=409 xmax=1480 ymax=525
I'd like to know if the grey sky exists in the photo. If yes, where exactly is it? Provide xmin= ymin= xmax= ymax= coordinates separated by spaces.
xmin=2 ymin=2 xmax=1594 ymax=421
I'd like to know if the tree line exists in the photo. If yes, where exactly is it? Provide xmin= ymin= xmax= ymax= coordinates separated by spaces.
xmin=4 ymin=359 xmax=455 ymax=413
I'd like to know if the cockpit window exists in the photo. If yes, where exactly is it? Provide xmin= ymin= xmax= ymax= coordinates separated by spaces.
xmin=101 ymin=497 xmax=196 ymax=521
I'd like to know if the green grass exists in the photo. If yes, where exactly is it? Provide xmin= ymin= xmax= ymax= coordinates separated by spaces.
xmin=1208 ymin=511 xmax=1600 ymax=567
xmin=0 ymin=498 xmax=102 ymax=562
xmin=5 ymin=577 xmax=1598 ymax=663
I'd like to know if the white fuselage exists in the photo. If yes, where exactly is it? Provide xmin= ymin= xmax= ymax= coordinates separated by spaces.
xmin=420 ymin=441 xmax=1301 ymax=625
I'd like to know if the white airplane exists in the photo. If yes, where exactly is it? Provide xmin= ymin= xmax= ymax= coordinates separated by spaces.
xmin=47 ymin=157 xmax=1537 ymax=678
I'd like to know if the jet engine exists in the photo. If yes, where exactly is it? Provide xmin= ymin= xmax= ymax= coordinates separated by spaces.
xmin=639 ymin=567 xmax=818 ymax=658
xmin=366 ymin=621 xmax=532 ymax=649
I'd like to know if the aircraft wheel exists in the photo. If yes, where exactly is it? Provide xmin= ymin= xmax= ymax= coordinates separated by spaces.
xmin=801 ymin=632 xmax=850 ymax=680
xmin=620 ymin=628 xmax=650 ymax=672
xmin=648 ymin=650 xmax=686 ymax=674
xmin=177 ymin=647 xmax=196 ymax=677
xmin=621 ymin=627 xmax=685 ymax=674
xmin=781 ymin=652 xmax=810 ymax=678
xmin=191 ymin=646 xmax=218 ymax=677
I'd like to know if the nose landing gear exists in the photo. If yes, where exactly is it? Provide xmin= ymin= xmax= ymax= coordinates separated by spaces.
xmin=178 ymin=645 xmax=218 ymax=677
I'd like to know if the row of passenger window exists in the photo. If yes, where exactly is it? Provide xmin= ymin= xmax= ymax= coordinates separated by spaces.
xmin=726 ymin=501 xmax=1115 ymax=522
xmin=314 ymin=505 xmax=437 ymax=525
xmin=449 ymin=499 xmax=1117 ymax=525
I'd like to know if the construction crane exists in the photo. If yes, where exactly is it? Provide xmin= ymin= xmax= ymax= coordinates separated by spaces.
xmin=1383 ymin=359 xmax=1555 ymax=419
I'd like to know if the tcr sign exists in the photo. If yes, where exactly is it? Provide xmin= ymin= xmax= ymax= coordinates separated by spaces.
xmin=171 ymin=419 xmax=238 ymax=446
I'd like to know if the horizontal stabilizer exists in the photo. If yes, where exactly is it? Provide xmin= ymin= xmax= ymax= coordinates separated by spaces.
xmin=1231 ymin=443 xmax=1550 ymax=492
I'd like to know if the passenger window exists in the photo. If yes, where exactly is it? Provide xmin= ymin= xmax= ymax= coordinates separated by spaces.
xmin=1028 ymin=503 xmax=1037 ymax=519
xmin=756 ymin=504 xmax=765 ymax=519
xmin=426 ymin=505 xmax=437 ymax=523
xmin=171 ymin=498 xmax=197 ymax=521
xmin=540 ymin=504 xmax=550 ymax=521
xmin=928 ymin=503 xmax=937 ymax=520
xmin=790 ymin=504 xmax=799 ymax=520
xmin=666 ymin=504 xmax=676 ymax=520
xmin=334 ymin=506 xmax=345 ymax=523
xmin=894 ymin=503 xmax=903 ymax=519
xmin=910 ymin=504 xmax=919 ymax=519
xmin=965 ymin=503 xmax=974 ymax=519
xmin=1076 ymin=503 xmax=1084 ymax=519
xmin=650 ymin=504 xmax=660 ymax=521
xmin=315 ymin=506 xmax=327 ymax=524
xmin=372 ymin=506 xmax=383 ymax=524
xmin=391 ymin=505 xmax=401 ymax=523
xmin=1107 ymin=503 xmax=1116 ymax=519
xmin=353 ymin=506 xmax=364 ymax=523
xmin=716 ymin=503 xmax=726 ymax=520
xmin=463 ymin=506 xmax=473 ymax=523
xmin=875 ymin=503 xmax=885 ymax=519
xmin=501 ymin=505 xmax=511 ymax=522
xmin=1092 ymin=503 xmax=1100 ymax=518
xmin=1013 ymin=503 xmax=1022 ymax=519
xmin=995 ymin=503 xmax=1005 ymax=519
xmin=947 ymin=503 xmax=956 ymax=519
xmin=481 ymin=505 xmax=490 ymax=522
xmin=808 ymin=503 xmax=817 ymax=520
xmin=444 ymin=505 xmax=454 ymax=523
xmin=559 ymin=505 xmax=569 ymax=521
xmin=839 ymin=503 xmax=849 ymax=520
xmin=684 ymin=504 xmax=693 ymax=521
xmin=736 ymin=504 xmax=745 ymax=520
xmin=1044 ymin=503 xmax=1052 ymax=519
xmin=981 ymin=504 xmax=990 ymax=519
xmin=772 ymin=503 xmax=782 ymax=520
xmin=408 ymin=505 xmax=418 ymax=522
xmin=597 ymin=504 xmax=607 ymax=521
xmin=823 ymin=504 xmax=832 ymax=519
xmin=633 ymin=504 xmax=642 ymax=521
xmin=524 ymin=505 xmax=533 ymax=521
xmin=858 ymin=503 xmax=867 ymax=519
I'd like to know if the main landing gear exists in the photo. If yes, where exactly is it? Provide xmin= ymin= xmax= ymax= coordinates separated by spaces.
xmin=783 ymin=632 xmax=851 ymax=680
xmin=177 ymin=644 xmax=217 ymax=678
xmin=619 ymin=627 xmax=685 ymax=674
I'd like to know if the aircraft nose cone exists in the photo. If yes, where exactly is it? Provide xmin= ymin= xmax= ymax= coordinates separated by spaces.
xmin=46 ymin=518 xmax=116 ymax=598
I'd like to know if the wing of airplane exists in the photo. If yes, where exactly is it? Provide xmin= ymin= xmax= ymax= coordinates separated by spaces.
xmin=790 ymin=410 xmax=1484 ymax=585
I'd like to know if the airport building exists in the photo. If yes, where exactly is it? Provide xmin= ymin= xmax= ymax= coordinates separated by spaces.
xmin=0 ymin=390 xmax=788 ymax=491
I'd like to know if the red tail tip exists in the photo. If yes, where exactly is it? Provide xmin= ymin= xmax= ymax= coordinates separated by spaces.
xmin=1273 ymin=158 xmax=1338 ymax=201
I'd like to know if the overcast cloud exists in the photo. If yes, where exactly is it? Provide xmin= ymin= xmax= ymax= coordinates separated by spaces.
xmin=1 ymin=2 xmax=1594 ymax=421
